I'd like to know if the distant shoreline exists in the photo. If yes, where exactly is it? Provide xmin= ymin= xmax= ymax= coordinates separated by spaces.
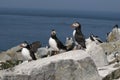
xmin=0 ymin=8 xmax=120 ymax=20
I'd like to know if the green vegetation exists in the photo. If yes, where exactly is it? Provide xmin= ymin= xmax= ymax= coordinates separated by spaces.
xmin=0 ymin=60 xmax=23 ymax=70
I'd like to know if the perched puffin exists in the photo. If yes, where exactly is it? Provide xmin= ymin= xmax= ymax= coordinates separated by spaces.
xmin=107 ymin=24 xmax=120 ymax=42
xmin=65 ymin=37 xmax=74 ymax=51
xmin=89 ymin=34 xmax=103 ymax=44
xmin=71 ymin=22 xmax=86 ymax=49
xmin=49 ymin=29 xmax=66 ymax=54
xmin=113 ymin=24 xmax=118 ymax=28
xmin=18 ymin=41 xmax=41 ymax=61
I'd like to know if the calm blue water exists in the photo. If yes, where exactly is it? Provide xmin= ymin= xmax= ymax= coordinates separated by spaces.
xmin=0 ymin=14 xmax=120 ymax=51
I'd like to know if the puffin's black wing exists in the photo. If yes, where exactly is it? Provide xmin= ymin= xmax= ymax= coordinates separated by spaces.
xmin=29 ymin=41 xmax=41 ymax=60
xmin=55 ymin=37 xmax=66 ymax=50
xmin=30 ymin=51 xmax=37 ymax=60
xmin=30 ymin=41 xmax=41 ymax=53
xmin=96 ymin=39 xmax=103 ymax=43
xmin=75 ymin=33 xmax=86 ymax=48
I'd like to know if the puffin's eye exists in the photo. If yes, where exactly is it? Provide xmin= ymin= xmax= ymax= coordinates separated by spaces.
xmin=51 ymin=30 xmax=56 ymax=35
xmin=70 ymin=37 xmax=72 ymax=40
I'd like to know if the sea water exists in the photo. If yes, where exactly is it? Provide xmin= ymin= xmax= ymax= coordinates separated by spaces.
xmin=0 ymin=14 xmax=120 ymax=51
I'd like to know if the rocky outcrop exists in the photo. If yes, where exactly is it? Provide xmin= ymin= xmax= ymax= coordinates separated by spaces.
xmin=100 ymin=40 xmax=120 ymax=64
xmin=0 ymin=52 xmax=11 ymax=62
xmin=86 ymin=41 xmax=108 ymax=67
xmin=1 ymin=30 xmax=120 ymax=80
xmin=98 ymin=40 xmax=120 ymax=80
xmin=0 ymin=45 xmax=23 ymax=62
xmin=98 ymin=63 xmax=120 ymax=80
xmin=0 ymin=50 xmax=101 ymax=80
xmin=101 ymin=40 xmax=120 ymax=55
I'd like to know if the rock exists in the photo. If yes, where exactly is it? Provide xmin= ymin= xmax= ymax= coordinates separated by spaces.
xmin=0 ymin=52 xmax=11 ymax=62
xmin=100 ymin=40 xmax=120 ymax=64
xmin=98 ymin=63 xmax=120 ymax=80
xmin=0 ymin=45 xmax=23 ymax=70
xmin=36 ymin=47 xmax=50 ymax=58
xmin=101 ymin=40 xmax=120 ymax=55
xmin=97 ymin=40 xmax=120 ymax=80
xmin=0 ymin=50 xmax=101 ymax=80
xmin=0 ymin=45 xmax=24 ymax=61
xmin=6 ymin=45 xmax=23 ymax=60
xmin=86 ymin=41 xmax=109 ymax=67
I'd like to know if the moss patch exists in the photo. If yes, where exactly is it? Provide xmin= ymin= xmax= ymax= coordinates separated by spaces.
xmin=0 ymin=60 xmax=23 ymax=70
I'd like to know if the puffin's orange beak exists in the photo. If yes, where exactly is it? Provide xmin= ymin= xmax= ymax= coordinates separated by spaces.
xmin=71 ymin=24 xmax=75 ymax=28
xmin=20 ymin=44 xmax=23 ymax=47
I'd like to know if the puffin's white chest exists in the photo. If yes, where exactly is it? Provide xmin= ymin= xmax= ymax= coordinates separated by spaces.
xmin=49 ymin=37 xmax=59 ymax=51
xmin=73 ymin=30 xmax=76 ymax=37
xmin=21 ymin=48 xmax=32 ymax=60
xmin=73 ymin=30 xmax=78 ymax=45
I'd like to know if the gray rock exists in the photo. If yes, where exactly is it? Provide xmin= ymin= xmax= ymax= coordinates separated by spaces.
xmin=36 ymin=47 xmax=50 ymax=58
xmin=0 ymin=50 xmax=101 ymax=80
xmin=98 ymin=63 xmax=120 ymax=80
xmin=0 ymin=45 xmax=23 ymax=61
xmin=6 ymin=45 xmax=21 ymax=58
xmin=100 ymin=40 xmax=120 ymax=64
xmin=97 ymin=40 xmax=120 ymax=80
xmin=86 ymin=41 xmax=109 ymax=67
xmin=0 ymin=52 xmax=11 ymax=62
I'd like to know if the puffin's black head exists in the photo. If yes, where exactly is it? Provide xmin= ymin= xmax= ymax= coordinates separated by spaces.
xmin=90 ymin=34 xmax=95 ymax=41
xmin=71 ymin=22 xmax=81 ymax=29
xmin=113 ymin=24 xmax=118 ymax=28
xmin=106 ymin=32 xmax=110 ymax=36
xmin=66 ymin=37 xmax=72 ymax=40
xmin=20 ymin=41 xmax=29 ymax=48
xmin=51 ymin=29 xmax=56 ymax=37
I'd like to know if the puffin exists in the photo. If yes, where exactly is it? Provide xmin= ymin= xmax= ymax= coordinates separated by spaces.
xmin=71 ymin=22 xmax=86 ymax=49
xmin=49 ymin=29 xmax=66 ymax=55
xmin=113 ymin=24 xmax=118 ymax=28
xmin=65 ymin=37 xmax=74 ymax=51
xmin=106 ymin=24 xmax=119 ymax=42
xmin=18 ymin=41 xmax=41 ymax=61
xmin=114 ymin=52 xmax=119 ymax=63
xmin=89 ymin=34 xmax=103 ymax=44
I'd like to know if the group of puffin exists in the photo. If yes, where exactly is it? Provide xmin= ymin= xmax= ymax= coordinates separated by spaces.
xmin=18 ymin=22 xmax=103 ymax=61
xmin=49 ymin=22 xmax=87 ymax=53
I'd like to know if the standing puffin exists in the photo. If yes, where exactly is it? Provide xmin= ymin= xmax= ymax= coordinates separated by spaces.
xmin=49 ymin=29 xmax=66 ymax=55
xmin=18 ymin=41 xmax=41 ymax=61
xmin=89 ymin=34 xmax=103 ymax=44
xmin=71 ymin=22 xmax=86 ymax=49
xmin=65 ymin=37 xmax=74 ymax=51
